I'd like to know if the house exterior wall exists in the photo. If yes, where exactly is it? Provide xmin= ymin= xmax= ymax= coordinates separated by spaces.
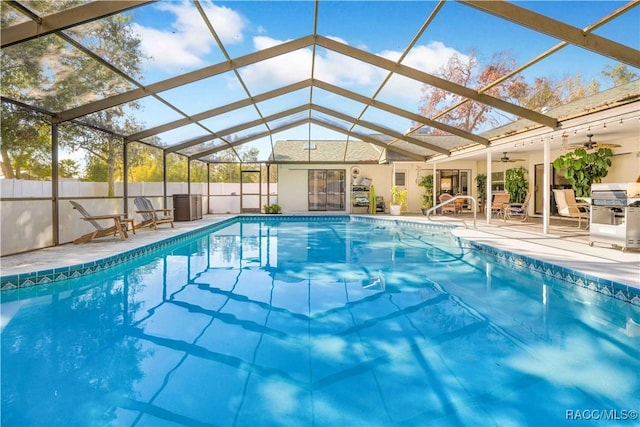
xmin=277 ymin=164 xmax=394 ymax=213
xmin=276 ymin=161 xmax=486 ymax=214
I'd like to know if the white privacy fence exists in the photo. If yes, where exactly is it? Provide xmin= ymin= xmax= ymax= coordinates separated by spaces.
xmin=0 ymin=180 xmax=277 ymax=256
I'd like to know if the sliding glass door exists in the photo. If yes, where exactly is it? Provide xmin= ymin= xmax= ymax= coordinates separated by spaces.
xmin=308 ymin=169 xmax=345 ymax=211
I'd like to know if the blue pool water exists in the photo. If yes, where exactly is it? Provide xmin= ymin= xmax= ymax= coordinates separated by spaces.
xmin=2 ymin=217 xmax=639 ymax=426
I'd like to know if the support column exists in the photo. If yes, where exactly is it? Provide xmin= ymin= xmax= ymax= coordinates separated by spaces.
xmin=486 ymin=151 xmax=492 ymax=224
xmin=266 ymin=162 xmax=271 ymax=208
xmin=123 ymin=138 xmax=128 ymax=216
xmin=163 ymin=151 xmax=167 ymax=208
xmin=432 ymin=162 xmax=437 ymax=208
xmin=52 ymin=123 xmax=59 ymax=246
xmin=543 ymin=138 xmax=550 ymax=234
xmin=187 ymin=157 xmax=191 ymax=195
xmin=207 ymin=163 xmax=211 ymax=214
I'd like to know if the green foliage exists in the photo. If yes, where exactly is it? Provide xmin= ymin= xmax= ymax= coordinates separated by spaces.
xmin=475 ymin=173 xmax=487 ymax=203
xmin=418 ymin=175 xmax=434 ymax=208
xmin=504 ymin=167 xmax=528 ymax=204
xmin=552 ymin=148 xmax=613 ymax=197
xmin=208 ymin=148 xmax=261 ymax=183
xmin=600 ymin=64 xmax=638 ymax=87
xmin=0 ymin=106 xmax=52 ymax=179
xmin=263 ymin=204 xmax=282 ymax=214
xmin=391 ymin=185 xmax=408 ymax=211
xmin=1 ymin=5 xmax=145 ymax=194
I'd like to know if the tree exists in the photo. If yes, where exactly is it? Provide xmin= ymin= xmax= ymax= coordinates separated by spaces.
xmin=601 ymin=63 xmax=638 ymax=87
xmin=418 ymin=50 xmax=527 ymax=133
xmin=59 ymin=15 xmax=146 ymax=195
xmin=1 ymin=3 xmax=146 ymax=195
xmin=0 ymin=106 xmax=51 ymax=178
xmin=209 ymin=146 xmax=260 ymax=183
xmin=0 ymin=2 xmax=59 ymax=180
xmin=127 ymin=143 xmax=164 ymax=182
xmin=418 ymin=50 xmax=601 ymax=134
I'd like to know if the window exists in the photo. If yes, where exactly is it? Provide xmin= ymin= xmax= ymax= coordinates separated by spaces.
xmin=395 ymin=172 xmax=406 ymax=186
xmin=491 ymin=171 xmax=505 ymax=192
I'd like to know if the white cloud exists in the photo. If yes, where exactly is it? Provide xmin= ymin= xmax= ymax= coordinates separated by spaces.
xmin=237 ymin=36 xmax=313 ymax=87
xmin=239 ymin=35 xmax=384 ymax=89
xmin=378 ymin=41 xmax=468 ymax=102
xmin=133 ymin=24 xmax=205 ymax=70
xmin=135 ymin=1 xmax=247 ymax=72
xmin=239 ymin=36 xmax=463 ymax=104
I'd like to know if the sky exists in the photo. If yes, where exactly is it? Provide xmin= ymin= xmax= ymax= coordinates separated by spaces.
xmin=76 ymin=1 xmax=640 ymax=161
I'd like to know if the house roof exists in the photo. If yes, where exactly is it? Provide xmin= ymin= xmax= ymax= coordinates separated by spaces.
xmin=270 ymin=80 xmax=640 ymax=163
xmin=271 ymin=140 xmax=383 ymax=163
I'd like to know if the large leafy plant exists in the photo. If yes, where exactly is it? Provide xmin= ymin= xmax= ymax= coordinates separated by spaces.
xmin=390 ymin=185 xmax=408 ymax=211
xmin=504 ymin=167 xmax=528 ymax=203
xmin=418 ymin=175 xmax=434 ymax=208
xmin=475 ymin=173 xmax=487 ymax=203
xmin=553 ymin=148 xmax=613 ymax=197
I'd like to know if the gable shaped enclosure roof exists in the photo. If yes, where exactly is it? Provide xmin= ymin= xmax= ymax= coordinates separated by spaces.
xmin=1 ymin=0 xmax=639 ymax=164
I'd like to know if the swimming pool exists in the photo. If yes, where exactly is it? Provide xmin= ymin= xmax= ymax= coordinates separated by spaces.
xmin=2 ymin=217 xmax=639 ymax=426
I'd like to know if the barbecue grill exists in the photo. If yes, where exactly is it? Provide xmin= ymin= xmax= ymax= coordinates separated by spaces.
xmin=589 ymin=183 xmax=640 ymax=251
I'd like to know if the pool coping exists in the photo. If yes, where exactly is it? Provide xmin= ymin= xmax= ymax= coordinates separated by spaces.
xmin=1 ymin=214 xmax=639 ymax=306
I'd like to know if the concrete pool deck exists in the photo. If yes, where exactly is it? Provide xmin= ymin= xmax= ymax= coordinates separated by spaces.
xmin=1 ymin=213 xmax=638 ymax=291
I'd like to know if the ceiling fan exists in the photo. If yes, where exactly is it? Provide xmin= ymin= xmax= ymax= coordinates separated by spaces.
xmin=494 ymin=152 xmax=525 ymax=163
xmin=569 ymin=134 xmax=621 ymax=149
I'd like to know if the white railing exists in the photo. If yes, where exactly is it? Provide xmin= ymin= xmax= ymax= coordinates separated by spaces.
xmin=425 ymin=195 xmax=477 ymax=228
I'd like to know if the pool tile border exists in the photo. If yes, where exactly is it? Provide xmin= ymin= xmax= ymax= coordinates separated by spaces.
xmin=463 ymin=239 xmax=640 ymax=306
xmin=0 ymin=216 xmax=238 ymax=291
xmin=1 ymin=215 xmax=638 ymax=306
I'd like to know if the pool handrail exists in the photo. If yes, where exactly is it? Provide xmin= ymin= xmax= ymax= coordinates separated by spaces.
xmin=425 ymin=195 xmax=477 ymax=228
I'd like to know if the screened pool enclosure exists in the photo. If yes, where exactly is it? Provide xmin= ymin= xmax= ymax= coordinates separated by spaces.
xmin=1 ymin=1 xmax=639 ymax=255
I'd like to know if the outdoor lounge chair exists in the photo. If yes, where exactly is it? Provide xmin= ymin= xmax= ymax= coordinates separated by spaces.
xmin=438 ymin=193 xmax=459 ymax=215
xmin=553 ymin=189 xmax=590 ymax=229
xmin=490 ymin=193 xmax=511 ymax=218
xmin=504 ymin=192 xmax=531 ymax=222
xmin=134 ymin=197 xmax=174 ymax=230
xmin=70 ymin=201 xmax=130 ymax=244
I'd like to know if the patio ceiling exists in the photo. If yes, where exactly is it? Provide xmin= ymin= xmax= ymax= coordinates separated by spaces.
xmin=1 ymin=1 xmax=639 ymax=164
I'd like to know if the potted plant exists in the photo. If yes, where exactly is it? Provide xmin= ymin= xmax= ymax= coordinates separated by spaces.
xmin=389 ymin=185 xmax=407 ymax=216
xmin=504 ymin=167 xmax=528 ymax=203
xmin=263 ymin=203 xmax=282 ymax=214
xmin=475 ymin=173 xmax=487 ymax=211
xmin=418 ymin=175 xmax=434 ymax=215
xmin=553 ymin=147 xmax=613 ymax=197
